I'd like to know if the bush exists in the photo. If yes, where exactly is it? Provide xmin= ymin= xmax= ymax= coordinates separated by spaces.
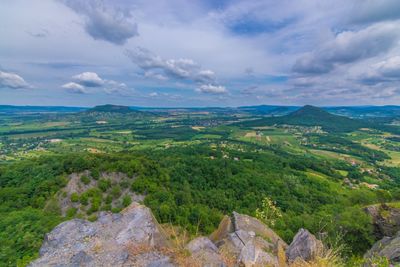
xmin=91 ymin=169 xmax=100 ymax=180
xmin=122 ymin=195 xmax=131 ymax=207
xmin=88 ymin=214 xmax=97 ymax=222
xmin=80 ymin=175 xmax=91 ymax=185
xmin=111 ymin=207 xmax=122 ymax=213
xmin=80 ymin=193 xmax=89 ymax=206
xmin=98 ymin=179 xmax=111 ymax=192
xmin=66 ymin=207 xmax=77 ymax=217
xmin=70 ymin=193 xmax=79 ymax=202
xmin=111 ymin=185 xmax=121 ymax=199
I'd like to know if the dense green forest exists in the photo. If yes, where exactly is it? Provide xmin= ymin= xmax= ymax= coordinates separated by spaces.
xmin=1 ymin=147 xmax=398 ymax=265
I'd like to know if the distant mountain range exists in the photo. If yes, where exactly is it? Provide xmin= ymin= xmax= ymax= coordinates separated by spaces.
xmin=1 ymin=104 xmax=400 ymax=119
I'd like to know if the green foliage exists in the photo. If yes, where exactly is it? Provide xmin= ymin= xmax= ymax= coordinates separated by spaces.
xmin=80 ymin=175 xmax=91 ymax=185
xmin=80 ymin=193 xmax=89 ymax=206
xmin=91 ymin=169 xmax=100 ymax=180
xmin=66 ymin=207 xmax=77 ymax=217
xmin=0 ymin=137 xmax=395 ymax=265
xmin=88 ymin=214 xmax=98 ymax=222
xmin=0 ymin=208 xmax=61 ymax=266
xmin=122 ymin=195 xmax=131 ymax=207
xmin=255 ymin=197 xmax=283 ymax=227
xmin=111 ymin=185 xmax=121 ymax=199
xmin=98 ymin=179 xmax=111 ymax=192
xmin=70 ymin=192 xmax=79 ymax=202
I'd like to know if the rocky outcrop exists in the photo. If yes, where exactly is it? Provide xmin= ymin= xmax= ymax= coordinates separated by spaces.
xmin=365 ymin=204 xmax=400 ymax=239
xmin=210 ymin=211 xmax=287 ymax=267
xmin=186 ymin=237 xmax=226 ymax=267
xmin=31 ymin=203 xmax=324 ymax=267
xmin=29 ymin=202 xmax=172 ymax=267
xmin=364 ymin=231 xmax=400 ymax=265
xmin=286 ymin=228 xmax=323 ymax=263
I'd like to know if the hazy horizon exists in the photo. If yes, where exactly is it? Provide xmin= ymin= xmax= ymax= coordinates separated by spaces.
xmin=1 ymin=0 xmax=400 ymax=107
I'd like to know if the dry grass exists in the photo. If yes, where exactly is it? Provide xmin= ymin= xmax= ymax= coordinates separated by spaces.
xmin=289 ymin=239 xmax=345 ymax=267
xmin=127 ymin=222 xmax=239 ymax=267
xmin=127 ymin=242 xmax=200 ymax=267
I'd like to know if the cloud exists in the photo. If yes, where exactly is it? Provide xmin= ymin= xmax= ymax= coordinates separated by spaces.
xmin=351 ymin=0 xmax=400 ymax=24
xmin=196 ymin=70 xmax=216 ymax=83
xmin=359 ymin=56 xmax=400 ymax=85
xmin=64 ymin=72 xmax=128 ymax=95
xmin=0 ymin=71 xmax=31 ymax=89
xmin=125 ymin=47 xmax=226 ymax=92
xmin=126 ymin=47 xmax=213 ymax=82
xmin=103 ymin=80 xmax=132 ymax=95
xmin=72 ymin=72 xmax=104 ymax=87
xmin=144 ymin=71 xmax=168 ymax=81
xmin=196 ymin=84 xmax=227 ymax=94
xmin=62 ymin=0 xmax=138 ymax=45
xmin=62 ymin=82 xmax=87 ymax=94
xmin=240 ymin=85 xmax=258 ymax=95
xmin=293 ymin=22 xmax=400 ymax=74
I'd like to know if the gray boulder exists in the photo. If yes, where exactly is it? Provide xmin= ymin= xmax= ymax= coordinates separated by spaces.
xmin=364 ymin=231 xmax=400 ymax=264
xmin=365 ymin=204 xmax=400 ymax=239
xmin=186 ymin=237 xmax=226 ymax=267
xmin=29 ymin=202 xmax=174 ymax=267
xmin=211 ymin=212 xmax=287 ymax=267
xmin=286 ymin=228 xmax=323 ymax=263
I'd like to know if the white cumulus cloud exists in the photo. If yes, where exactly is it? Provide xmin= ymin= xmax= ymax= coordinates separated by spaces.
xmin=72 ymin=72 xmax=104 ymax=87
xmin=62 ymin=82 xmax=87 ymax=94
xmin=0 ymin=71 xmax=31 ymax=89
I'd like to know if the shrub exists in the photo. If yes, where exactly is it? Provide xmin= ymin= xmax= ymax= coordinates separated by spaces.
xmin=122 ymin=195 xmax=131 ymax=207
xmin=80 ymin=175 xmax=90 ymax=185
xmin=70 ymin=193 xmax=79 ymax=202
xmin=66 ymin=207 xmax=77 ymax=217
xmin=80 ymin=193 xmax=89 ymax=206
xmin=88 ymin=214 xmax=97 ymax=222
xmin=111 ymin=185 xmax=121 ymax=199
xmin=98 ymin=179 xmax=111 ymax=192
xmin=255 ymin=197 xmax=282 ymax=227
xmin=91 ymin=169 xmax=100 ymax=180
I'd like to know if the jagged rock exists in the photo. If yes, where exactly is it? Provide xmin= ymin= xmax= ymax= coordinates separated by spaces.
xmin=365 ymin=204 xmax=400 ymax=239
xmin=364 ymin=231 xmax=400 ymax=264
xmin=32 ymin=204 xmax=318 ymax=267
xmin=29 ymin=202 xmax=173 ymax=267
xmin=210 ymin=215 xmax=233 ymax=244
xmin=186 ymin=237 xmax=226 ymax=267
xmin=286 ymin=228 xmax=323 ymax=263
xmin=211 ymin=211 xmax=287 ymax=267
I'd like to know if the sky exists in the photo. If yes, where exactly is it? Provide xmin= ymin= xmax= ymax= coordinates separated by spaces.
xmin=1 ymin=0 xmax=400 ymax=107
